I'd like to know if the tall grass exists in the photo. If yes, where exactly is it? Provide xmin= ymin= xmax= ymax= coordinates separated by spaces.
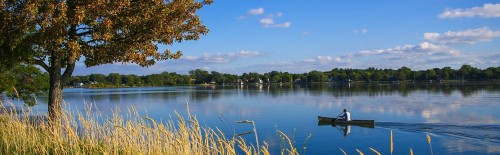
xmin=0 ymin=100 xmax=299 ymax=155
xmin=340 ymin=129 xmax=434 ymax=155
xmin=390 ymin=129 xmax=393 ymax=155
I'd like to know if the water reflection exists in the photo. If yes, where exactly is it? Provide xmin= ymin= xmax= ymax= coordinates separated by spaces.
xmin=215 ymin=82 xmax=496 ymax=98
xmin=1 ymin=83 xmax=499 ymax=154
xmin=322 ymin=82 xmax=498 ymax=98
xmin=4 ymin=83 xmax=499 ymax=123
xmin=378 ymin=122 xmax=500 ymax=143
xmin=442 ymin=138 xmax=500 ymax=154
xmin=318 ymin=123 xmax=352 ymax=137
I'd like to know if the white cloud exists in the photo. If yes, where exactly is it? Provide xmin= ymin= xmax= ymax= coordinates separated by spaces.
xmin=248 ymin=8 xmax=264 ymax=15
xmin=239 ymin=7 xmax=265 ymax=19
xmin=256 ymin=12 xmax=291 ymax=28
xmin=438 ymin=3 xmax=500 ymax=18
xmin=259 ymin=17 xmax=274 ymax=25
xmin=307 ymin=56 xmax=344 ymax=64
xmin=259 ymin=18 xmax=291 ymax=28
xmin=354 ymin=42 xmax=459 ymax=57
xmin=240 ymin=8 xmax=291 ymax=28
xmin=259 ymin=14 xmax=291 ymax=28
xmin=263 ymin=22 xmax=291 ymax=28
xmin=353 ymin=29 xmax=368 ymax=34
xmin=341 ymin=42 xmax=476 ymax=70
xmin=424 ymin=27 xmax=500 ymax=44
xmin=182 ymin=51 xmax=261 ymax=63
xmin=238 ymin=51 xmax=261 ymax=57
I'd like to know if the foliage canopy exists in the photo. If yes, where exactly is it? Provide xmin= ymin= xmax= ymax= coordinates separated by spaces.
xmin=1 ymin=0 xmax=212 ymax=120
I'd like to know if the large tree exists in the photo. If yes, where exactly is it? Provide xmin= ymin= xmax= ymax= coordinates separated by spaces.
xmin=1 ymin=0 xmax=212 ymax=121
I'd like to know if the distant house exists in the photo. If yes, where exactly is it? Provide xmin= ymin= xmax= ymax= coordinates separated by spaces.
xmin=72 ymin=82 xmax=85 ymax=88
xmin=237 ymin=79 xmax=244 ymax=85
xmin=73 ymin=82 xmax=84 ymax=87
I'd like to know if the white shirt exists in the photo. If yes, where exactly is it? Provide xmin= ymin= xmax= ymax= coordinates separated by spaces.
xmin=344 ymin=112 xmax=351 ymax=121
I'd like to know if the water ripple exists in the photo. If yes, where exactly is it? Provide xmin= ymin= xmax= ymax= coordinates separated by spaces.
xmin=377 ymin=122 xmax=500 ymax=144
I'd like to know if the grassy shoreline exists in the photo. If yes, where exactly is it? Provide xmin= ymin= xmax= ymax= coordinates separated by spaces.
xmin=0 ymin=101 xmax=299 ymax=155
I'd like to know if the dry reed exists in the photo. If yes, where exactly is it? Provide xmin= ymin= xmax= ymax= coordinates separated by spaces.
xmin=356 ymin=148 xmax=364 ymax=155
xmin=427 ymin=133 xmax=433 ymax=155
xmin=369 ymin=147 xmax=381 ymax=155
xmin=340 ymin=148 xmax=347 ymax=155
xmin=390 ymin=129 xmax=394 ymax=155
xmin=0 ymin=100 xmax=298 ymax=155
xmin=340 ymin=129 xmax=433 ymax=155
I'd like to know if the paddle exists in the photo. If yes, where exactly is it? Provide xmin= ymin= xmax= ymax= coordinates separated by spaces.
xmin=334 ymin=111 xmax=344 ymax=123
xmin=336 ymin=111 xmax=344 ymax=118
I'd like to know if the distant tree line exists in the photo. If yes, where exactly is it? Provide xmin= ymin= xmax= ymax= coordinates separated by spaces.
xmin=66 ymin=65 xmax=500 ymax=87
xmin=326 ymin=65 xmax=499 ymax=82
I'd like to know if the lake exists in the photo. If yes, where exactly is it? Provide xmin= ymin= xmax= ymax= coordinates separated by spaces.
xmin=3 ymin=82 xmax=500 ymax=154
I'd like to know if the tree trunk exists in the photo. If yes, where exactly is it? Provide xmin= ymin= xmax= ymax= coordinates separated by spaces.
xmin=48 ymin=56 xmax=63 ymax=125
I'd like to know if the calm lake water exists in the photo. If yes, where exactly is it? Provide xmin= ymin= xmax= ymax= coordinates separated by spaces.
xmin=3 ymin=82 xmax=500 ymax=154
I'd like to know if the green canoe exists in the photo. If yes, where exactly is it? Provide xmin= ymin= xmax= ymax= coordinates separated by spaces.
xmin=318 ymin=116 xmax=375 ymax=127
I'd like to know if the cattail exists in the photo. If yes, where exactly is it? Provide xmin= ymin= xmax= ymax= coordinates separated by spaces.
xmin=427 ymin=133 xmax=434 ymax=155
xmin=426 ymin=133 xmax=431 ymax=144
xmin=369 ymin=147 xmax=381 ymax=155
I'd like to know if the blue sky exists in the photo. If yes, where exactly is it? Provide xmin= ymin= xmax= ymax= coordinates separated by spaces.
xmin=74 ymin=0 xmax=500 ymax=75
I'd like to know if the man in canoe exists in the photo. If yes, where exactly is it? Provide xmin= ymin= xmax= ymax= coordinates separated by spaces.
xmin=337 ymin=109 xmax=351 ymax=121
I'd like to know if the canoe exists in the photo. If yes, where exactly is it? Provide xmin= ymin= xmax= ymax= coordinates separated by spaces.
xmin=318 ymin=116 xmax=375 ymax=127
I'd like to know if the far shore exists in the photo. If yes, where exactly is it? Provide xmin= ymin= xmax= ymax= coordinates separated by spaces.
xmin=67 ymin=80 xmax=499 ymax=89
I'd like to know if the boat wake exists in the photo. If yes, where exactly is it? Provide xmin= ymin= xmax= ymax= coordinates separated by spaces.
xmin=376 ymin=122 xmax=500 ymax=144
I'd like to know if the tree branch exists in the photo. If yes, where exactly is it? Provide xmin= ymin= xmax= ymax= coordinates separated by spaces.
xmin=76 ymin=27 xmax=93 ymax=31
xmin=63 ymin=24 xmax=78 ymax=82
xmin=61 ymin=62 xmax=75 ymax=82
xmin=34 ymin=59 xmax=50 ymax=72
xmin=86 ymin=39 xmax=98 ymax=44
xmin=76 ymin=30 xmax=93 ymax=36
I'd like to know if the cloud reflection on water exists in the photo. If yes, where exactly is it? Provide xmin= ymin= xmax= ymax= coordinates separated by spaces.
xmin=161 ymin=83 xmax=500 ymax=127
xmin=442 ymin=138 xmax=500 ymax=154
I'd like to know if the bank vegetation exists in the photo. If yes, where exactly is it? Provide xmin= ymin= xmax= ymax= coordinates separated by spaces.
xmin=0 ymin=101 xmax=299 ymax=155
